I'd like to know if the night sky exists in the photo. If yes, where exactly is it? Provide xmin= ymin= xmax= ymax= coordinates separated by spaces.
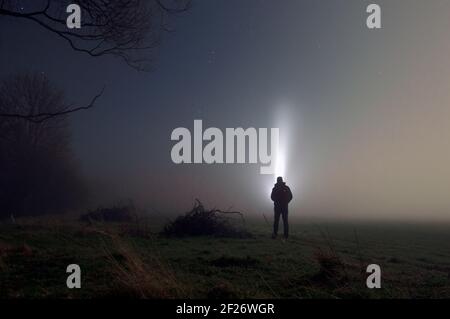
xmin=2 ymin=0 xmax=450 ymax=221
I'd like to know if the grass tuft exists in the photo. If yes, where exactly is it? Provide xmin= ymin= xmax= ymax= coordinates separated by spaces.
xmin=102 ymin=235 xmax=186 ymax=299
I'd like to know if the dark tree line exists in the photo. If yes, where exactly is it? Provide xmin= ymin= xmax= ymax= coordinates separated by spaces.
xmin=0 ymin=74 xmax=87 ymax=218
xmin=0 ymin=1 xmax=191 ymax=217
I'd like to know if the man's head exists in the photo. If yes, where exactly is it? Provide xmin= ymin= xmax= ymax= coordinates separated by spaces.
xmin=277 ymin=176 xmax=283 ymax=184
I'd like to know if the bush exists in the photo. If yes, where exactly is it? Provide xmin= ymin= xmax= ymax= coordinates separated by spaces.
xmin=162 ymin=200 xmax=250 ymax=238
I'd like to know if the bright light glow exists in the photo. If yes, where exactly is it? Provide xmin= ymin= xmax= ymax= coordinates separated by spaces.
xmin=274 ymin=143 xmax=286 ymax=181
xmin=264 ymin=100 xmax=304 ymax=199
xmin=267 ymin=143 xmax=286 ymax=196
xmin=266 ymin=103 xmax=290 ymax=196
xmin=273 ymin=102 xmax=289 ymax=183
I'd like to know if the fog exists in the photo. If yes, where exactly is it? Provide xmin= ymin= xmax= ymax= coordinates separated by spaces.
xmin=2 ymin=1 xmax=450 ymax=221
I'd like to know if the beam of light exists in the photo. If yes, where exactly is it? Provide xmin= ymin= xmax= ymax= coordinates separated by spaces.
xmin=263 ymin=101 xmax=304 ymax=207
xmin=273 ymin=102 xmax=290 ymax=183
xmin=265 ymin=103 xmax=291 ymax=196
xmin=267 ymin=141 xmax=287 ymax=196
xmin=274 ymin=140 xmax=286 ymax=181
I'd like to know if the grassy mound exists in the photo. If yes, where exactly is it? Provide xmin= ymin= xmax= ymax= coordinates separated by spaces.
xmin=162 ymin=200 xmax=250 ymax=238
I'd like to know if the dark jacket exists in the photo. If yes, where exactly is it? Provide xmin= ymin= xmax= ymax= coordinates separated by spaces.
xmin=271 ymin=182 xmax=293 ymax=209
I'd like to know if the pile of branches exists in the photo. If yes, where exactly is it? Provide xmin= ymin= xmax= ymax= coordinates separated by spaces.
xmin=162 ymin=200 xmax=250 ymax=238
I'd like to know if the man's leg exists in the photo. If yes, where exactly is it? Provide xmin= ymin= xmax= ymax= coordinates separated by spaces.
xmin=282 ymin=208 xmax=289 ymax=239
xmin=273 ymin=209 xmax=281 ymax=238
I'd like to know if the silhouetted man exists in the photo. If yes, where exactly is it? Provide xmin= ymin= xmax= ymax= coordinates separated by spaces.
xmin=271 ymin=176 xmax=293 ymax=239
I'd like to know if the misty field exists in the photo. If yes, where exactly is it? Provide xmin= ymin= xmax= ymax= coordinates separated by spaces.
xmin=1 ymin=215 xmax=450 ymax=299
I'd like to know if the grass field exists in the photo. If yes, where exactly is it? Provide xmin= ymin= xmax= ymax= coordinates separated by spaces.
xmin=1 ymin=215 xmax=450 ymax=299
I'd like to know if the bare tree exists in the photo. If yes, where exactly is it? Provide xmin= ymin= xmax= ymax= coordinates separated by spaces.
xmin=0 ymin=0 xmax=191 ymax=121
xmin=0 ymin=73 xmax=87 ymax=217
xmin=0 ymin=0 xmax=191 ymax=70
xmin=0 ymin=86 xmax=104 ymax=123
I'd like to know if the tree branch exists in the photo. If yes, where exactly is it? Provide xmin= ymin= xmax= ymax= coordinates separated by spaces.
xmin=0 ymin=87 xmax=105 ymax=123
xmin=0 ymin=0 xmax=191 ymax=71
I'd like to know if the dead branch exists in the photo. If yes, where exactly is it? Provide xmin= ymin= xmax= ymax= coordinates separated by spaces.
xmin=0 ymin=87 xmax=104 ymax=123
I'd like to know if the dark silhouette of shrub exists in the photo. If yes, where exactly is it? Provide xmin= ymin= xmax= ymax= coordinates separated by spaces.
xmin=162 ymin=200 xmax=250 ymax=238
